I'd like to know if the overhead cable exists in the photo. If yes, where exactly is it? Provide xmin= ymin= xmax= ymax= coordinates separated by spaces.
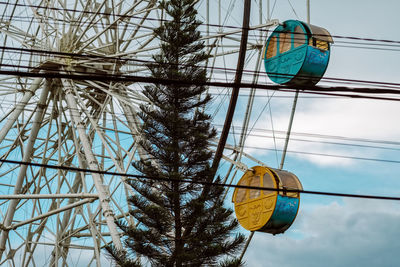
xmin=1 ymin=68 xmax=400 ymax=102
xmin=2 ymin=46 xmax=400 ymax=91
xmin=0 ymin=158 xmax=399 ymax=201
xmin=2 ymin=2 xmax=400 ymax=45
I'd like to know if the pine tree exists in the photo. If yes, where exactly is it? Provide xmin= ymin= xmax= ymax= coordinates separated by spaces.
xmin=106 ymin=0 xmax=244 ymax=266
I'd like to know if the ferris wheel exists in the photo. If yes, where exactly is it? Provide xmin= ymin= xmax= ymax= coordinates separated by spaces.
xmin=0 ymin=0 xmax=286 ymax=265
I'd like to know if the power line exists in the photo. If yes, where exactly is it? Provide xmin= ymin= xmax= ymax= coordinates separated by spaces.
xmin=0 ymin=102 xmax=396 ymax=152
xmin=1 ymin=67 xmax=400 ymax=102
xmin=2 ymin=1 xmax=400 ymax=46
xmin=0 ymin=110 xmax=396 ymax=165
xmin=1 ymin=97 xmax=398 ymax=163
xmin=1 ymin=46 xmax=400 ymax=92
xmin=219 ymin=125 xmax=400 ymax=146
xmin=3 ymin=14 xmax=400 ymax=52
xmin=0 ymin=157 xmax=399 ymax=201
xmin=225 ymin=132 xmax=400 ymax=152
xmin=333 ymin=44 xmax=400 ymax=52
xmin=2 ymin=45 xmax=400 ymax=92
xmin=245 ymin=147 xmax=400 ymax=164
xmin=2 ymin=14 xmax=400 ymax=52
xmin=1 ymin=43 xmax=400 ymax=91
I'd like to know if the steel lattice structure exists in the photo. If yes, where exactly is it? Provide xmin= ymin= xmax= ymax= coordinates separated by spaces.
xmin=0 ymin=0 xmax=277 ymax=265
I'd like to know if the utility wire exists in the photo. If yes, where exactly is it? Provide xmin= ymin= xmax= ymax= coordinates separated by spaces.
xmin=247 ymin=147 xmax=400 ymax=164
xmin=3 ymin=14 xmax=400 ymax=52
xmin=0 ymin=158 xmax=399 ymax=201
xmin=2 ymin=42 xmax=400 ymax=91
xmin=226 ymin=133 xmax=400 ymax=151
xmin=1 ymin=45 xmax=400 ymax=91
xmin=0 ymin=112 xmax=397 ymax=164
xmin=2 ymin=46 xmax=400 ymax=91
xmin=1 ymin=68 xmax=400 ymax=102
xmin=0 ymin=96 xmax=397 ymax=157
xmin=2 ymin=2 xmax=400 ymax=46
xmin=3 ymin=16 xmax=400 ymax=53
xmin=216 ymin=125 xmax=400 ymax=146
xmin=2 ymin=13 xmax=399 ymax=48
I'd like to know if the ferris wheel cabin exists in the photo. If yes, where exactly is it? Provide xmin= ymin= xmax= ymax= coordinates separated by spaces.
xmin=233 ymin=166 xmax=302 ymax=235
xmin=264 ymin=20 xmax=333 ymax=85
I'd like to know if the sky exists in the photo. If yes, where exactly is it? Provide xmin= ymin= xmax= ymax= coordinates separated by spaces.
xmin=226 ymin=1 xmax=400 ymax=266
xmin=246 ymin=198 xmax=400 ymax=267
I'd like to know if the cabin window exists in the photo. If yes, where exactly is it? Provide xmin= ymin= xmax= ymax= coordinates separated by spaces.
xmin=266 ymin=36 xmax=277 ymax=59
xmin=309 ymin=38 xmax=329 ymax=50
xmin=249 ymin=175 xmax=261 ymax=199
xmin=279 ymin=32 xmax=291 ymax=54
xmin=235 ymin=178 xmax=247 ymax=203
xmin=293 ymin=26 xmax=306 ymax=48
xmin=316 ymin=39 xmax=329 ymax=50
xmin=279 ymin=171 xmax=301 ymax=197
xmin=262 ymin=173 xmax=274 ymax=195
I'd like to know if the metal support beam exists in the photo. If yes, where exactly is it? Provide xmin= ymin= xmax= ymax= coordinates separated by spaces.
xmin=0 ymin=81 xmax=49 ymax=259
xmin=218 ymin=142 xmax=268 ymax=168
xmin=62 ymin=78 xmax=123 ymax=250
xmin=279 ymin=91 xmax=299 ymax=169
xmin=6 ymin=199 xmax=95 ymax=231
xmin=220 ymin=155 xmax=248 ymax=172
xmin=0 ymin=77 xmax=42 ymax=144
xmin=0 ymin=194 xmax=98 ymax=199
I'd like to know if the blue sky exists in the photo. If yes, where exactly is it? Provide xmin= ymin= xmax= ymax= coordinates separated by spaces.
xmin=224 ymin=1 xmax=400 ymax=266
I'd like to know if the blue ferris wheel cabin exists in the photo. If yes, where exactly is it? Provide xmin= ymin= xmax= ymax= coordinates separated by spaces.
xmin=264 ymin=20 xmax=333 ymax=85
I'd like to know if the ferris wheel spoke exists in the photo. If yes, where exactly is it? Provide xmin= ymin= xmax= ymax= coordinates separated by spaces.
xmin=119 ymin=6 xmax=159 ymax=52
xmin=64 ymin=1 xmax=101 ymax=46
xmin=0 ymin=22 xmax=37 ymax=49
xmin=0 ymin=96 xmax=48 ymax=264
xmin=109 ymin=101 xmax=125 ymax=161
xmin=0 ymin=83 xmax=50 ymax=256
xmin=52 ymin=207 xmax=92 ymax=263
xmin=0 ymin=77 xmax=42 ymax=144
xmin=13 ymin=199 xmax=95 ymax=260
xmin=0 ymin=0 xmax=19 ymax=61
xmin=76 ymin=1 xmax=155 ymax=54
xmin=62 ymin=78 xmax=123 ymax=251
xmin=66 ymin=204 xmax=103 ymax=264
xmin=21 ymin=199 xmax=57 ymax=265
xmin=49 ymin=200 xmax=100 ymax=265
xmin=72 ymin=1 xmax=108 ymax=50
xmin=70 ymin=83 xmax=136 ymax=175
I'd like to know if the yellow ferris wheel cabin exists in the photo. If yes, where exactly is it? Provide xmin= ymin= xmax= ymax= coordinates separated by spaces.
xmin=232 ymin=166 xmax=302 ymax=235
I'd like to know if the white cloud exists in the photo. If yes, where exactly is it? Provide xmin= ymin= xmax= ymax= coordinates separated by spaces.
xmin=292 ymin=98 xmax=400 ymax=140
xmin=244 ymin=198 xmax=400 ymax=267
xmin=242 ymin=97 xmax=400 ymax=167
